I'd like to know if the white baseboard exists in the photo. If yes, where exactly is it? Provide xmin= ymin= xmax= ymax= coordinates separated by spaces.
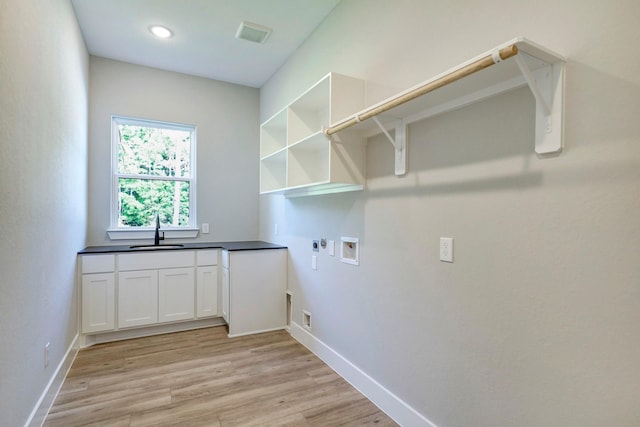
xmin=25 ymin=334 xmax=79 ymax=427
xmin=290 ymin=322 xmax=437 ymax=427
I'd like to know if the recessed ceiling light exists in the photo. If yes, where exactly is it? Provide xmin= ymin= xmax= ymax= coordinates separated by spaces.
xmin=149 ymin=25 xmax=173 ymax=39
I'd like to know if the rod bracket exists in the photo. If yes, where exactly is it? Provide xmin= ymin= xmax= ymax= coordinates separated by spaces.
xmin=491 ymin=49 xmax=503 ymax=64
xmin=514 ymin=52 xmax=564 ymax=154
xmin=372 ymin=117 xmax=407 ymax=176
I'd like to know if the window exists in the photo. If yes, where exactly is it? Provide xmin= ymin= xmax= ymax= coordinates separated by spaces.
xmin=110 ymin=116 xmax=196 ymax=235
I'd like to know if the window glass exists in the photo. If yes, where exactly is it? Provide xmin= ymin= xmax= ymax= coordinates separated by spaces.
xmin=112 ymin=116 xmax=195 ymax=229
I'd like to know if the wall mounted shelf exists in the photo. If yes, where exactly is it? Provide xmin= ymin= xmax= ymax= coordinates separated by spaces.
xmin=325 ymin=37 xmax=566 ymax=176
xmin=260 ymin=72 xmax=367 ymax=197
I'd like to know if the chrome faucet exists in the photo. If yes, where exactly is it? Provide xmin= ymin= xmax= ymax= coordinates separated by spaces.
xmin=154 ymin=214 xmax=164 ymax=246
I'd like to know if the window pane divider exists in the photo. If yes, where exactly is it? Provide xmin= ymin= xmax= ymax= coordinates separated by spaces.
xmin=116 ymin=174 xmax=192 ymax=182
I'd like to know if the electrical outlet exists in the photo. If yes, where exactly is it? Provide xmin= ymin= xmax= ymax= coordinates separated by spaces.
xmin=44 ymin=342 xmax=50 ymax=368
xmin=312 ymin=255 xmax=317 ymax=270
xmin=274 ymin=223 xmax=279 ymax=235
xmin=440 ymin=237 xmax=453 ymax=262
xmin=202 ymin=223 xmax=210 ymax=234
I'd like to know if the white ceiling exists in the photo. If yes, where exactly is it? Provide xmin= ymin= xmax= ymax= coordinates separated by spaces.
xmin=71 ymin=0 xmax=342 ymax=88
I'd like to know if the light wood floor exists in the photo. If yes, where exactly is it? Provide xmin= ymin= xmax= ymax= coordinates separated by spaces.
xmin=45 ymin=326 xmax=398 ymax=426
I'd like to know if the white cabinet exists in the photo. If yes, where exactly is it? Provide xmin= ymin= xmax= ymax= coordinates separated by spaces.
xmin=80 ymin=249 xmax=222 ymax=335
xmin=260 ymin=72 xmax=366 ymax=197
xmin=117 ymin=251 xmax=194 ymax=329
xmin=79 ymin=247 xmax=289 ymax=340
xmin=196 ymin=250 xmax=219 ymax=318
xmin=80 ymin=255 xmax=116 ymax=334
xmin=223 ymin=249 xmax=287 ymax=337
xmin=118 ymin=269 xmax=158 ymax=328
xmin=81 ymin=273 xmax=115 ymax=333
xmin=119 ymin=267 xmax=197 ymax=328
xmin=159 ymin=267 xmax=195 ymax=323
xmin=196 ymin=266 xmax=218 ymax=317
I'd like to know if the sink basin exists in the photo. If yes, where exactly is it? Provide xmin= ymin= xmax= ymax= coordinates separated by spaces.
xmin=129 ymin=244 xmax=185 ymax=250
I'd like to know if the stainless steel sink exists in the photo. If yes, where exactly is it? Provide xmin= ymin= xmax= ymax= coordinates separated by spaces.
xmin=129 ymin=244 xmax=185 ymax=250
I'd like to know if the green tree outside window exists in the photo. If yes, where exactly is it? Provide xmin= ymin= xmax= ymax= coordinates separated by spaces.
xmin=113 ymin=117 xmax=195 ymax=228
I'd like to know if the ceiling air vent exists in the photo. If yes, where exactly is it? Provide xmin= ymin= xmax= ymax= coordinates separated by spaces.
xmin=235 ymin=21 xmax=272 ymax=44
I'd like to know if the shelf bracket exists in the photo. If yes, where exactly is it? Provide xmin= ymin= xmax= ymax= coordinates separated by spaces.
xmin=513 ymin=52 xmax=564 ymax=154
xmin=372 ymin=116 xmax=407 ymax=176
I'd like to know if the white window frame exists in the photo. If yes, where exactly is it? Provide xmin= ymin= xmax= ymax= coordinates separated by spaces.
xmin=107 ymin=115 xmax=199 ymax=240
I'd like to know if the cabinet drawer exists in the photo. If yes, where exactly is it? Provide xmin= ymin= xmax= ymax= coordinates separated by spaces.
xmin=196 ymin=250 xmax=219 ymax=266
xmin=81 ymin=254 xmax=115 ymax=274
xmin=119 ymin=251 xmax=195 ymax=271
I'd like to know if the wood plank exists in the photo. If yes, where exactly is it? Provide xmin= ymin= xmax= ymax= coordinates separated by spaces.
xmin=45 ymin=326 xmax=398 ymax=426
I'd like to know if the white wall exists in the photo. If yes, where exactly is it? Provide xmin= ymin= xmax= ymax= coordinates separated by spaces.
xmin=260 ymin=1 xmax=640 ymax=426
xmin=87 ymin=57 xmax=260 ymax=245
xmin=0 ymin=0 xmax=89 ymax=425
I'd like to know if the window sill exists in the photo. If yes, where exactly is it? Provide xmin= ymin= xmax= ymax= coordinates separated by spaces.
xmin=107 ymin=228 xmax=200 ymax=241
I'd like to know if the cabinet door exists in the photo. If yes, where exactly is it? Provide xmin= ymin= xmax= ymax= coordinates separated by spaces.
xmin=221 ymin=267 xmax=230 ymax=323
xmin=81 ymin=273 xmax=115 ymax=333
xmin=196 ymin=266 xmax=218 ymax=318
xmin=118 ymin=270 xmax=158 ymax=328
xmin=158 ymin=267 xmax=195 ymax=323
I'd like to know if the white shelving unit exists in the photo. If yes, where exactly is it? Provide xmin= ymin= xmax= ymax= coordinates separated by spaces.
xmin=260 ymin=110 xmax=287 ymax=158
xmin=260 ymin=149 xmax=287 ymax=193
xmin=325 ymin=37 xmax=566 ymax=176
xmin=260 ymin=72 xmax=366 ymax=197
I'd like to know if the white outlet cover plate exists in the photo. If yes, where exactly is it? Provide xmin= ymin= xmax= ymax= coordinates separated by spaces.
xmin=440 ymin=237 xmax=453 ymax=262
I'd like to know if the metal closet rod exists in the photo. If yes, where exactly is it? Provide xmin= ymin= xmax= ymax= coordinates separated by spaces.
xmin=325 ymin=44 xmax=519 ymax=136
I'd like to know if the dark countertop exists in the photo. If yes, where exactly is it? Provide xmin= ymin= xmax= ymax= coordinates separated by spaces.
xmin=78 ymin=240 xmax=287 ymax=254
